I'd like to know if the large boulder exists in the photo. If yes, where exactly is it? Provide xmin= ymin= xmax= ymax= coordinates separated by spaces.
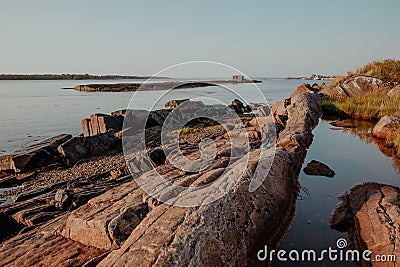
xmin=330 ymin=182 xmax=400 ymax=267
xmin=320 ymin=76 xmax=386 ymax=98
xmin=372 ymin=115 xmax=400 ymax=139
xmin=58 ymin=132 xmax=121 ymax=166
xmin=291 ymin=83 xmax=319 ymax=98
xmin=0 ymin=134 xmax=72 ymax=173
xmin=276 ymin=93 xmax=322 ymax=148
xmin=82 ymin=113 xmax=124 ymax=137
xmin=229 ymin=99 xmax=251 ymax=114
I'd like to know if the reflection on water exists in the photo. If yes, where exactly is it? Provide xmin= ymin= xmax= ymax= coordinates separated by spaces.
xmin=338 ymin=119 xmax=400 ymax=172
xmin=275 ymin=119 xmax=400 ymax=267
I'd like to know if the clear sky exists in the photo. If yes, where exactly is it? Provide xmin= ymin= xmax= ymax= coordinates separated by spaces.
xmin=1 ymin=0 xmax=399 ymax=77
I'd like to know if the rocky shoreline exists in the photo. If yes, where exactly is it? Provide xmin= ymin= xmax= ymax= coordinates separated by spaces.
xmin=319 ymin=74 xmax=400 ymax=266
xmin=0 ymin=86 xmax=321 ymax=266
xmin=1 ymin=79 xmax=398 ymax=266
xmin=330 ymin=182 xmax=400 ymax=267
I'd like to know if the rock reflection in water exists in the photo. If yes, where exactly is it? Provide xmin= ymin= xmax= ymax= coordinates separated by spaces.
xmin=338 ymin=119 xmax=400 ymax=172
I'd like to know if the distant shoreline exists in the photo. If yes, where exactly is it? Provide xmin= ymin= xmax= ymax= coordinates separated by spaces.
xmin=287 ymin=74 xmax=336 ymax=81
xmin=0 ymin=74 xmax=169 ymax=80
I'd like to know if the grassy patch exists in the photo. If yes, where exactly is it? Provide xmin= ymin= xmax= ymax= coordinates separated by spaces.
xmin=321 ymin=99 xmax=345 ymax=116
xmin=326 ymin=94 xmax=400 ymax=120
xmin=169 ymin=127 xmax=197 ymax=135
xmin=332 ymin=59 xmax=400 ymax=85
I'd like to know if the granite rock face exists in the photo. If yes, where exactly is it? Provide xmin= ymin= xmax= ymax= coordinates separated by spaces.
xmin=96 ymin=92 xmax=322 ymax=266
xmin=82 ymin=114 xmax=124 ymax=137
xmin=330 ymin=182 xmax=400 ymax=267
xmin=0 ymin=215 xmax=107 ymax=266
xmin=0 ymin=134 xmax=72 ymax=173
xmin=320 ymin=76 xmax=386 ymax=98
xmin=291 ymin=83 xmax=319 ymax=98
xmin=58 ymin=132 xmax=122 ymax=166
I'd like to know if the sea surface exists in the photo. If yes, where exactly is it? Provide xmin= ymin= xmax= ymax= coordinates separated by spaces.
xmin=275 ymin=119 xmax=400 ymax=266
xmin=1 ymin=78 xmax=399 ymax=266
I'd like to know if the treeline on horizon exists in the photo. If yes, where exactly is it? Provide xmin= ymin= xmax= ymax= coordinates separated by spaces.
xmin=0 ymin=74 xmax=164 ymax=80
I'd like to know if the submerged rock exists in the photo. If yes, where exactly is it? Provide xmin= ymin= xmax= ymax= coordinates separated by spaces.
xmin=303 ymin=160 xmax=335 ymax=177
xmin=329 ymin=120 xmax=357 ymax=128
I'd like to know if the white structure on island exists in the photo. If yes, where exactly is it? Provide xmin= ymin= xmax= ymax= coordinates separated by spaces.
xmin=232 ymin=75 xmax=244 ymax=82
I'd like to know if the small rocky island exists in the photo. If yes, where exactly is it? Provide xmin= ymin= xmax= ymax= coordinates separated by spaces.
xmin=74 ymin=75 xmax=262 ymax=92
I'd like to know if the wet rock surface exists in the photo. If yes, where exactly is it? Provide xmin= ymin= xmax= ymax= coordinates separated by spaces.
xmin=330 ymin=182 xmax=400 ymax=267
xmin=330 ymin=120 xmax=357 ymax=128
xmin=303 ymin=160 xmax=335 ymax=177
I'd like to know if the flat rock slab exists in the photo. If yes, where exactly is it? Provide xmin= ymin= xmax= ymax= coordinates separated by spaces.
xmin=330 ymin=182 xmax=400 ymax=267
xmin=0 ymin=214 xmax=106 ymax=267
xmin=61 ymin=179 xmax=147 ymax=250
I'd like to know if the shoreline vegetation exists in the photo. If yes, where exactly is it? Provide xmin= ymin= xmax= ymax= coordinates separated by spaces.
xmin=331 ymin=59 xmax=400 ymax=86
xmin=0 ymin=74 xmax=168 ymax=80
xmin=320 ymin=59 xmax=400 ymax=156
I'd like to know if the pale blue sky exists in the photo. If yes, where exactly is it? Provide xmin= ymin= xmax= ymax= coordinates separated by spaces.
xmin=1 ymin=0 xmax=399 ymax=77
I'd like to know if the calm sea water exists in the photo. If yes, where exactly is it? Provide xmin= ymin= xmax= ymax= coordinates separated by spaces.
xmin=275 ymin=119 xmax=400 ymax=266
